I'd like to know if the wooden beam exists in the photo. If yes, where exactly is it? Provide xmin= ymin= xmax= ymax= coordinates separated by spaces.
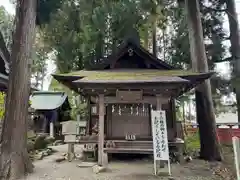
xmin=49 ymin=122 xmax=54 ymax=138
xmin=156 ymin=95 xmax=162 ymax=110
xmin=78 ymin=84 xmax=183 ymax=92
xmin=106 ymin=105 xmax=112 ymax=138
xmin=106 ymin=96 xmax=157 ymax=104
xmin=82 ymin=88 xmax=176 ymax=97
xmin=171 ymin=99 xmax=177 ymax=137
xmin=92 ymin=96 xmax=170 ymax=104
xmin=86 ymin=96 xmax=91 ymax=135
xmin=98 ymin=94 xmax=105 ymax=166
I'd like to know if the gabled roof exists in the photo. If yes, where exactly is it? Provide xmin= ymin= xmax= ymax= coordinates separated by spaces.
xmin=53 ymin=70 xmax=214 ymax=97
xmin=0 ymin=72 xmax=8 ymax=91
xmin=30 ymin=91 xmax=70 ymax=110
xmin=89 ymin=39 xmax=175 ymax=70
xmin=0 ymin=32 xmax=38 ymax=92
xmin=0 ymin=31 xmax=10 ymax=91
xmin=0 ymin=31 xmax=10 ymax=76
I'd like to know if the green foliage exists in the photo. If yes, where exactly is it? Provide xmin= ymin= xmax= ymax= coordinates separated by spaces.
xmin=49 ymin=78 xmax=87 ymax=120
xmin=0 ymin=93 xmax=5 ymax=120
xmin=167 ymin=0 xmax=227 ymax=69
xmin=36 ymin=0 xmax=64 ymax=26
xmin=40 ymin=0 xmax=228 ymax=74
xmin=41 ymin=0 xmax=161 ymax=73
xmin=31 ymin=31 xmax=49 ymax=89
xmin=0 ymin=3 xmax=50 ymax=89
xmin=71 ymin=103 xmax=88 ymax=121
xmin=185 ymin=131 xmax=200 ymax=153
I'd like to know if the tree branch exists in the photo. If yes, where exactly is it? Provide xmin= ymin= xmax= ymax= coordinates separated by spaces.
xmin=214 ymin=56 xmax=233 ymax=63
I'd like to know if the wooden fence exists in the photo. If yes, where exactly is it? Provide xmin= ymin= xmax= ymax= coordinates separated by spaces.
xmin=186 ymin=123 xmax=240 ymax=145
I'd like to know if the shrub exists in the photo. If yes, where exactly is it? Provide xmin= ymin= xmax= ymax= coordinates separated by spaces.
xmin=185 ymin=131 xmax=200 ymax=153
xmin=0 ymin=93 xmax=5 ymax=120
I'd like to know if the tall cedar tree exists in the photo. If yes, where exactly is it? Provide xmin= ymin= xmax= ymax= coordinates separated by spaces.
xmin=185 ymin=0 xmax=222 ymax=160
xmin=0 ymin=0 xmax=36 ymax=179
xmin=226 ymin=0 xmax=240 ymax=126
xmin=0 ymin=0 xmax=63 ymax=179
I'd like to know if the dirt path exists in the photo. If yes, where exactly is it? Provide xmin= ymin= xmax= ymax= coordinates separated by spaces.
xmin=22 ymin=145 xmax=234 ymax=180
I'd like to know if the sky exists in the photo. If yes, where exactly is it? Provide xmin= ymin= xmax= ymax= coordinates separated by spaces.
xmin=0 ymin=0 xmax=240 ymax=90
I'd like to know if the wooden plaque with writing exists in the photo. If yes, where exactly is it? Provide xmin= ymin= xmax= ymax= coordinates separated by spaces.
xmin=116 ymin=90 xmax=143 ymax=101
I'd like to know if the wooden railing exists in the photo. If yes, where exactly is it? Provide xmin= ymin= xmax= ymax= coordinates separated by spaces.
xmin=186 ymin=123 xmax=240 ymax=144
xmin=186 ymin=122 xmax=240 ymax=128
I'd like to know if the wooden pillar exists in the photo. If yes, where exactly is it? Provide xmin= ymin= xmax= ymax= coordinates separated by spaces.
xmin=156 ymin=95 xmax=165 ymax=168
xmin=49 ymin=122 xmax=54 ymax=138
xmin=171 ymin=99 xmax=177 ymax=137
xmin=98 ymin=94 xmax=105 ymax=166
xmin=86 ymin=96 xmax=91 ymax=135
xmin=156 ymin=95 xmax=162 ymax=110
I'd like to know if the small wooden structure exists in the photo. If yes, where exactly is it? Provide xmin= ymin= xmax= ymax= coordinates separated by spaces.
xmin=0 ymin=40 xmax=9 ymax=92
xmin=53 ymin=39 xmax=214 ymax=165
xmin=0 ymin=40 xmax=37 ymax=92
xmin=30 ymin=91 xmax=71 ymax=137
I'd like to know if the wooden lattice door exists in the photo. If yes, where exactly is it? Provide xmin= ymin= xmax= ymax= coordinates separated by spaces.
xmin=111 ymin=104 xmax=150 ymax=139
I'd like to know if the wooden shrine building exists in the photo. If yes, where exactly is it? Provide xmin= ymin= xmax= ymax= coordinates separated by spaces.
xmin=0 ymin=45 xmax=38 ymax=92
xmin=53 ymin=39 xmax=213 ymax=165
xmin=0 ymin=35 xmax=9 ymax=91
xmin=30 ymin=91 xmax=71 ymax=137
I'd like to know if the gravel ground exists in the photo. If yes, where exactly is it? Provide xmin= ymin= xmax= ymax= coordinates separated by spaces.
xmin=21 ymin=145 xmax=235 ymax=180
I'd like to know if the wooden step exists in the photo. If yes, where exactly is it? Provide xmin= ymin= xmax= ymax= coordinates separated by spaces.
xmin=104 ymin=147 xmax=153 ymax=154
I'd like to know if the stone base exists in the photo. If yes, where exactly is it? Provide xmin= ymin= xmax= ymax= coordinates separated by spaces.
xmin=92 ymin=165 xmax=107 ymax=174
xmin=83 ymin=149 xmax=97 ymax=162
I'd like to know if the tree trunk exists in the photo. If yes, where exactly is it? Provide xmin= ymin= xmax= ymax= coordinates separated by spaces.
xmin=182 ymin=101 xmax=187 ymax=135
xmin=0 ymin=0 xmax=36 ymax=179
xmin=162 ymin=30 xmax=166 ymax=61
xmin=152 ymin=19 xmax=157 ymax=57
xmin=226 ymin=0 xmax=240 ymax=127
xmin=96 ymin=33 xmax=104 ymax=60
xmin=144 ymin=26 xmax=149 ymax=50
xmin=185 ymin=0 xmax=222 ymax=161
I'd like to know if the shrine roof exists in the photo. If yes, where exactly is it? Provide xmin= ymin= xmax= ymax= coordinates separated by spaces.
xmin=55 ymin=69 xmax=200 ymax=79
xmin=86 ymin=38 xmax=175 ymax=70
xmin=53 ymin=69 xmax=213 ymax=83
xmin=30 ymin=91 xmax=70 ymax=110
xmin=0 ymin=32 xmax=10 ymax=76
xmin=52 ymin=70 xmax=214 ymax=98
xmin=0 ymin=32 xmax=9 ymax=91
xmin=0 ymin=72 xmax=8 ymax=91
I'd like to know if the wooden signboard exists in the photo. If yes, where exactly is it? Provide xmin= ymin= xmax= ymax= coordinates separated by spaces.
xmin=61 ymin=121 xmax=78 ymax=135
xmin=116 ymin=90 xmax=143 ymax=102
xmin=151 ymin=110 xmax=171 ymax=176
xmin=232 ymin=136 xmax=240 ymax=180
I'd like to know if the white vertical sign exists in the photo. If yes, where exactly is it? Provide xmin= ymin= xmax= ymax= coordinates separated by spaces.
xmin=151 ymin=110 xmax=171 ymax=175
xmin=232 ymin=136 xmax=240 ymax=180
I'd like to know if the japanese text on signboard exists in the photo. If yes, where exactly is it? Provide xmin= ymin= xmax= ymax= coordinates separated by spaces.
xmin=151 ymin=110 xmax=169 ymax=161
